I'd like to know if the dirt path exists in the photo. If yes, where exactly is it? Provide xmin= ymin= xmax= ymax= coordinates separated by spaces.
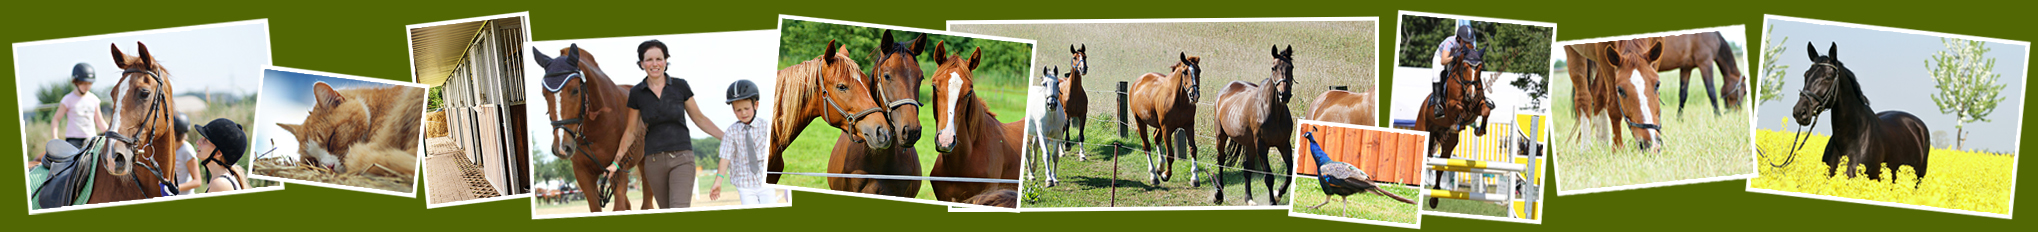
xmin=532 ymin=169 xmax=783 ymax=215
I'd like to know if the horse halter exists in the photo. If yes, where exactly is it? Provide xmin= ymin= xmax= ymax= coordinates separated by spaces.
xmin=1798 ymin=62 xmax=1845 ymax=116
xmin=820 ymin=81 xmax=887 ymax=131
xmin=1611 ymin=81 xmax=1664 ymax=131
xmin=109 ymin=67 xmax=176 ymax=197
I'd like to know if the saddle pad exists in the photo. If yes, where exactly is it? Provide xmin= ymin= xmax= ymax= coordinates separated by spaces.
xmin=34 ymin=137 xmax=101 ymax=209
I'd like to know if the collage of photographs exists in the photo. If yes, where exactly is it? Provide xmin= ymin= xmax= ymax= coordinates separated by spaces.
xmin=9 ymin=8 xmax=2026 ymax=230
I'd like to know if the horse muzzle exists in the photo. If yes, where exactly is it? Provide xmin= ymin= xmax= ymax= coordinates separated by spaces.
xmin=934 ymin=128 xmax=957 ymax=153
xmin=861 ymin=125 xmax=894 ymax=150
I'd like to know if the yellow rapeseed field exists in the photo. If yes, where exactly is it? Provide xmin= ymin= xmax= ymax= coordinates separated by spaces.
xmin=1750 ymin=129 xmax=2016 ymax=214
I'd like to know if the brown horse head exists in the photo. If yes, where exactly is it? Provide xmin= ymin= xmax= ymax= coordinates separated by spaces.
xmin=868 ymin=29 xmax=929 ymax=147
xmin=533 ymin=44 xmax=626 ymax=160
xmin=106 ymin=42 xmax=176 ymax=197
xmin=1270 ymin=45 xmax=1296 ymax=103
xmin=1070 ymin=44 xmax=1088 ymax=75
xmin=780 ymin=40 xmax=893 ymax=149
xmin=1605 ymin=38 xmax=1666 ymax=151
xmin=1794 ymin=42 xmax=1859 ymax=126
xmin=930 ymin=41 xmax=983 ymax=153
xmin=1174 ymin=52 xmax=1204 ymax=103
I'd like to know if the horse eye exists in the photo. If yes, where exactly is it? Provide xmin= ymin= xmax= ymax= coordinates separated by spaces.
xmin=837 ymin=84 xmax=849 ymax=91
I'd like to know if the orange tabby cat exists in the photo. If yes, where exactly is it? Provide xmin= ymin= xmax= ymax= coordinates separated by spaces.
xmin=278 ymin=81 xmax=424 ymax=176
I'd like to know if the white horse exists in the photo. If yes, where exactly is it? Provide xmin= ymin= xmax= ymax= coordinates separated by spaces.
xmin=1027 ymin=66 xmax=1070 ymax=187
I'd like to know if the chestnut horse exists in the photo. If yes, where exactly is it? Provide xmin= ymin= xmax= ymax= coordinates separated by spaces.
xmin=83 ymin=42 xmax=181 ymax=204
xmin=1129 ymin=52 xmax=1204 ymax=185
xmin=770 ymin=40 xmax=897 ymax=185
xmin=1792 ymin=42 xmax=1929 ymax=187
xmin=930 ymin=42 xmax=1022 ymax=205
xmin=1307 ymin=86 xmax=1378 ymax=126
xmin=1657 ymin=32 xmax=1746 ymax=115
xmin=828 ymin=30 xmax=926 ymax=197
xmin=1563 ymin=42 xmax=1615 ymax=145
xmin=1060 ymin=44 xmax=1092 ymax=160
xmin=1213 ymin=45 xmax=1299 ymax=205
xmin=532 ymin=44 xmax=658 ymax=212
xmin=1603 ymin=38 xmax=1668 ymax=152
xmin=1414 ymin=42 xmax=1493 ymax=208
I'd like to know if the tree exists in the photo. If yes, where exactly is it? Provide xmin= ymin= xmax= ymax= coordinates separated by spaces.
xmin=1756 ymin=27 xmax=1789 ymax=106
xmin=1926 ymin=38 xmax=2006 ymax=150
xmin=1396 ymin=15 xmax=1453 ymax=68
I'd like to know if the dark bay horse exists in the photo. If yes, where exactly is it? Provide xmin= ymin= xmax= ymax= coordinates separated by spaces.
xmin=930 ymin=42 xmax=1022 ymax=205
xmin=1129 ymin=52 xmax=1204 ymax=186
xmin=1060 ymin=44 xmax=1091 ymax=160
xmin=1792 ymin=42 xmax=1929 ymax=187
xmin=1603 ymin=38 xmax=1668 ymax=152
xmin=1213 ymin=45 xmax=1299 ymax=205
xmin=770 ymin=40 xmax=897 ymax=184
xmin=94 ymin=42 xmax=180 ymax=203
xmin=1657 ymin=32 xmax=1746 ymax=115
xmin=1414 ymin=42 xmax=1493 ymax=208
xmin=532 ymin=44 xmax=658 ymax=211
xmin=828 ymin=30 xmax=926 ymax=197
xmin=1307 ymin=85 xmax=1378 ymax=126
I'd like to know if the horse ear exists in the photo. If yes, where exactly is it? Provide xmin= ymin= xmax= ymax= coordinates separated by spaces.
xmin=566 ymin=44 xmax=584 ymax=62
xmin=136 ymin=42 xmax=155 ymax=69
xmin=933 ymin=41 xmax=949 ymax=65
xmin=908 ymin=33 xmax=929 ymax=56
xmin=1283 ymin=45 xmax=1294 ymax=58
xmin=824 ymin=40 xmax=841 ymax=65
xmin=878 ymin=30 xmax=897 ymax=57
xmin=1827 ymin=42 xmax=1839 ymax=61
xmin=1806 ymin=42 xmax=1819 ymax=61
xmin=968 ymin=47 xmax=982 ymax=70
xmin=1602 ymin=45 xmax=1622 ymax=67
xmin=1079 ymin=44 xmax=1086 ymax=53
xmin=110 ymin=43 xmax=130 ymax=68
xmin=1180 ymin=52 xmax=1191 ymax=65
xmin=1646 ymin=40 xmax=1665 ymax=64
xmin=312 ymin=82 xmax=346 ymax=109
xmin=1272 ymin=45 xmax=1282 ymax=58
xmin=532 ymin=47 xmax=554 ymax=67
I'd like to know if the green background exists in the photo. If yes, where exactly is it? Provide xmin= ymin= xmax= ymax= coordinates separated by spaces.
xmin=5 ymin=0 xmax=2031 ymax=230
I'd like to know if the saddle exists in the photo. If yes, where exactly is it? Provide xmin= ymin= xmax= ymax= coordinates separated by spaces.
xmin=31 ymin=137 xmax=104 ymax=209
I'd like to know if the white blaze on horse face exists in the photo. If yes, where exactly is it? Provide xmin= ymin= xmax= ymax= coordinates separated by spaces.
xmin=938 ymin=72 xmax=963 ymax=146
xmin=1628 ymin=69 xmax=1659 ymax=140
xmin=550 ymin=91 xmax=565 ymax=141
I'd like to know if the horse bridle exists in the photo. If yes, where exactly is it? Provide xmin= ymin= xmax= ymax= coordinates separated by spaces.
xmin=1770 ymin=62 xmax=1843 ymax=168
xmin=1444 ymin=52 xmax=1492 ymax=132
xmin=109 ymin=68 xmax=177 ymax=197
xmin=821 ymin=80 xmax=888 ymax=131
xmin=544 ymin=71 xmax=632 ymax=206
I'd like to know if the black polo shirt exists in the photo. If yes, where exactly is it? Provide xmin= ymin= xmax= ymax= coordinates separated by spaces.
xmin=627 ymin=76 xmax=696 ymax=154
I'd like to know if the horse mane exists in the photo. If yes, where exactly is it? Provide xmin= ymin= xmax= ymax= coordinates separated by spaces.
xmin=1834 ymin=62 xmax=1869 ymax=107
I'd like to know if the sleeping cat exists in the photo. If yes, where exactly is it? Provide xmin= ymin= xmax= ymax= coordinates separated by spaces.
xmin=277 ymin=81 xmax=425 ymax=176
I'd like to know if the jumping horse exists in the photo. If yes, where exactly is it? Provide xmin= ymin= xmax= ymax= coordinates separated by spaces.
xmin=828 ymin=30 xmax=926 ymax=197
xmin=770 ymin=40 xmax=898 ymax=185
xmin=1213 ymin=45 xmax=1299 ymax=205
xmin=532 ymin=44 xmax=659 ymax=212
xmin=1790 ymin=42 xmax=1929 ymax=187
xmin=929 ymin=42 xmax=1023 ymax=206
xmin=1129 ymin=52 xmax=1204 ymax=186
xmin=1414 ymin=41 xmax=1494 ymax=208
xmin=1060 ymin=44 xmax=1092 ymax=160
xmin=1029 ymin=66 xmax=1070 ymax=187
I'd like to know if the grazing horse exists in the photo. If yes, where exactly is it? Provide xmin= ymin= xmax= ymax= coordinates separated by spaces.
xmin=1657 ymin=32 xmax=1747 ymax=115
xmin=532 ymin=44 xmax=658 ymax=212
xmin=828 ymin=30 xmax=926 ymax=197
xmin=1129 ymin=52 xmax=1204 ymax=186
xmin=1792 ymin=42 xmax=1930 ymax=187
xmin=72 ymin=42 xmax=182 ymax=205
xmin=770 ymin=40 xmax=897 ymax=185
xmin=1213 ymin=45 xmax=1299 ymax=205
xmin=1414 ymin=41 xmax=1493 ymax=208
xmin=1603 ymin=38 xmax=1668 ymax=152
xmin=1307 ymin=85 xmax=1378 ymax=126
xmin=1060 ymin=44 xmax=1092 ymax=160
xmin=1564 ymin=41 xmax=1616 ymax=145
xmin=1028 ymin=66 xmax=1070 ymax=187
xmin=930 ymin=42 xmax=1022 ymax=206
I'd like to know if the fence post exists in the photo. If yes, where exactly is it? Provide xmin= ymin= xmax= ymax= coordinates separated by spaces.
xmin=1117 ymin=81 xmax=1129 ymax=137
xmin=1330 ymin=85 xmax=1348 ymax=91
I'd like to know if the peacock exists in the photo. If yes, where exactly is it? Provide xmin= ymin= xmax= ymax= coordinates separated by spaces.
xmin=1305 ymin=131 xmax=1415 ymax=210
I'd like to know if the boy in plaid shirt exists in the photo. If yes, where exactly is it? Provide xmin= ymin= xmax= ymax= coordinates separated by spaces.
xmin=710 ymin=80 xmax=779 ymax=205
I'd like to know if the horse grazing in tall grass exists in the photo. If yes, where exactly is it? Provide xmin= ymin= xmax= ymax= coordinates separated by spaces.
xmin=1657 ymin=32 xmax=1746 ymax=116
xmin=929 ymin=42 xmax=1022 ymax=206
xmin=1603 ymin=38 xmax=1668 ymax=152
xmin=533 ymin=44 xmax=658 ymax=212
xmin=1791 ymin=42 xmax=1929 ymax=188
xmin=1129 ymin=52 xmax=1204 ymax=186
xmin=828 ymin=30 xmax=926 ymax=197
xmin=1213 ymin=45 xmax=1299 ymax=205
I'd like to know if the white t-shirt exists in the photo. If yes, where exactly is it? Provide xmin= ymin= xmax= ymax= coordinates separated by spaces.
xmin=58 ymin=93 xmax=102 ymax=139
xmin=1433 ymin=36 xmax=1461 ymax=82
xmin=175 ymin=141 xmax=196 ymax=186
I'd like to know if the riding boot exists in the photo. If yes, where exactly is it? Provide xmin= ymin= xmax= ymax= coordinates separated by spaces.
xmin=1431 ymin=81 xmax=1447 ymax=119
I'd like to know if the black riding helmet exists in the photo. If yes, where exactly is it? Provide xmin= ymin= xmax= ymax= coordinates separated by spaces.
xmin=193 ymin=118 xmax=246 ymax=166
xmin=173 ymin=113 xmax=191 ymax=138
xmin=72 ymin=62 xmax=95 ymax=83
xmin=1456 ymin=24 xmax=1477 ymax=45
xmin=726 ymin=79 xmax=759 ymax=104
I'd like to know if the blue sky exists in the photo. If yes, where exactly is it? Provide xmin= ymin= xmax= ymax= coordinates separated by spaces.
xmin=1756 ymin=18 xmax=2029 ymax=152
xmin=12 ymin=21 xmax=269 ymax=110
xmin=252 ymin=68 xmax=418 ymax=162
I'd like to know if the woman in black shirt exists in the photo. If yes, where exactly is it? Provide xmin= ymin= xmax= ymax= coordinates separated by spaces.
xmin=611 ymin=40 xmax=724 ymax=209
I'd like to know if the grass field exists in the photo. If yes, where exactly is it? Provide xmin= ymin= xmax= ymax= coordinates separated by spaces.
xmin=1749 ymin=130 xmax=2015 ymax=215
xmin=1552 ymin=62 xmax=1755 ymax=192
xmin=1290 ymin=177 xmax=1420 ymax=224
xmin=776 ymin=83 xmax=1027 ymax=202
xmin=1020 ymin=114 xmax=1294 ymax=207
